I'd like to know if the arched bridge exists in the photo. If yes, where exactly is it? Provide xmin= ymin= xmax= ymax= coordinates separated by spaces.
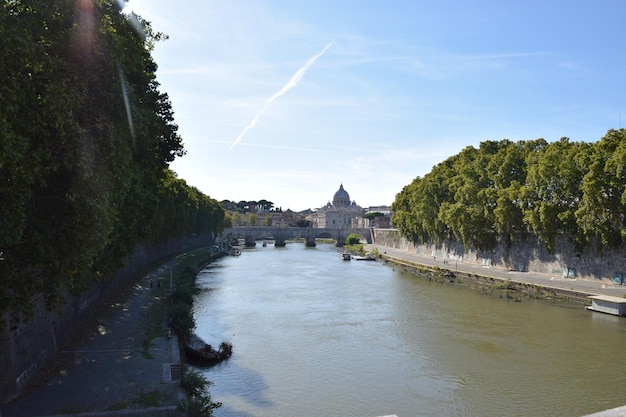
xmin=220 ymin=226 xmax=373 ymax=247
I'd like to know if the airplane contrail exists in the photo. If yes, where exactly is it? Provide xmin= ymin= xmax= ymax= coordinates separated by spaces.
xmin=209 ymin=139 xmax=325 ymax=153
xmin=230 ymin=41 xmax=333 ymax=149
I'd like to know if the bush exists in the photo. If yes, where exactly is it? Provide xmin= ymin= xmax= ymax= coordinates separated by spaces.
xmin=170 ymin=302 xmax=194 ymax=342
xmin=171 ymin=283 xmax=195 ymax=305
xmin=345 ymin=233 xmax=361 ymax=245
xmin=180 ymin=369 xmax=222 ymax=417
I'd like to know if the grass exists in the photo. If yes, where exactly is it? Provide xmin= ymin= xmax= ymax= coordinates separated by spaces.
xmin=135 ymin=388 xmax=163 ymax=407
xmin=343 ymin=243 xmax=366 ymax=255
xmin=106 ymin=388 xmax=165 ymax=410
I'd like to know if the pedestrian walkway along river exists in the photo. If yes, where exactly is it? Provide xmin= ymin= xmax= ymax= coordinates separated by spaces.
xmin=1 ymin=258 xmax=186 ymax=417
xmin=373 ymin=244 xmax=626 ymax=299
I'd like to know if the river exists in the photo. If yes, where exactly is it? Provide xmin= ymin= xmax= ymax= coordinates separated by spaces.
xmin=192 ymin=243 xmax=626 ymax=417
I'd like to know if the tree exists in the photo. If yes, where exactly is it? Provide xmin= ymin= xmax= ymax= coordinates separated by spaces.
xmin=576 ymin=129 xmax=626 ymax=248
xmin=181 ymin=369 xmax=222 ymax=417
xmin=231 ymin=211 xmax=242 ymax=226
xmin=522 ymin=138 xmax=590 ymax=252
xmin=346 ymin=233 xmax=361 ymax=245
xmin=296 ymin=219 xmax=311 ymax=227
xmin=391 ymin=134 xmax=626 ymax=254
xmin=223 ymin=212 xmax=233 ymax=228
xmin=0 ymin=0 xmax=225 ymax=317
xmin=363 ymin=212 xmax=384 ymax=220
xmin=257 ymin=199 xmax=274 ymax=211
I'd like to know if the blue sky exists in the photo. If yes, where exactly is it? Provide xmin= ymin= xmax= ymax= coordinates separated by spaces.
xmin=124 ymin=0 xmax=625 ymax=212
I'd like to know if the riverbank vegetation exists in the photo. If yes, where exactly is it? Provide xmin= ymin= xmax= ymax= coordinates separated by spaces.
xmin=0 ymin=1 xmax=226 ymax=320
xmin=387 ymin=258 xmax=587 ymax=304
xmin=180 ymin=369 xmax=222 ymax=417
xmin=142 ymin=248 xmax=223 ymax=415
xmin=392 ymin=131 xmax=626 ymax=254
xmin=164 ymin=248 xmax=224 ymax=416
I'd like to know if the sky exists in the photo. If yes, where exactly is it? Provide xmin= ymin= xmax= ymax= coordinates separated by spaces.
xmin=123 ymin=0 xmax=625 ymax=212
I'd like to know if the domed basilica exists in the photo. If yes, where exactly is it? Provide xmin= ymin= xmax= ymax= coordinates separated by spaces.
xmin=313 ymin=184 xmax=365 ymax=228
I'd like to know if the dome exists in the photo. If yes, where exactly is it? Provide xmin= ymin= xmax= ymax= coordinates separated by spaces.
xmin=332 ymin=184 xmax=351 ymax=207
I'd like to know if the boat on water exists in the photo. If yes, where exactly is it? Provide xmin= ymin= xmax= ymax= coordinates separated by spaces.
xmin=341 ymin=252 xmax=351 ymax=261
xmin=353 ymin=254 xmax=376 ymax=261
xmin=184 ymin=337 xmax=233 ymax=366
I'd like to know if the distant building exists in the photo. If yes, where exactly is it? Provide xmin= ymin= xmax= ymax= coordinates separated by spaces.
xmin=364 ymin=206 xmax=392 ymax=228
xmin=311 ymin=184 xmax=366 ymax=228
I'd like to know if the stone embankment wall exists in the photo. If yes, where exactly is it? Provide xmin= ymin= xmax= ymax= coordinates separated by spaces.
xmin=0 ymin=233 xmax=216 ymax=403
xmin=372 ymin=229 xmax=626 ymax=283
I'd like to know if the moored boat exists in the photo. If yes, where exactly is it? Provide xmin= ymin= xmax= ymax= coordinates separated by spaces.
xmin=341 ymin=252 xmax=351 ymax=260
xmin=184 ymin=337 xmax=233 ymax=365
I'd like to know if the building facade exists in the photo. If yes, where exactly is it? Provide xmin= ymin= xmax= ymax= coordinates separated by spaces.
xmin=312 ymin=184 xmax=366 ymax=228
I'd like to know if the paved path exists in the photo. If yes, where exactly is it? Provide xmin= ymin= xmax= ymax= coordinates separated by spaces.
xmin=369 ymin=244 xmax=626 ymax=299
xmin=1 ymin=260 xmax=186 ymax=417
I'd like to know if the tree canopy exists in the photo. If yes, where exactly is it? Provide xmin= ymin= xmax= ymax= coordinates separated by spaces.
xmin=0 ymin=0 xmax=225 ymax=317
xmin=221 ymin=199 xmax=277 ymax=213
xmin=363 ymin=212 xmax=384 ymax=220
xmin=392 ymin=131 xmax=626 ymax=253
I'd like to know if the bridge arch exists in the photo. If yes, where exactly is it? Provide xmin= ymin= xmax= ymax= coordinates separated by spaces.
xmin=219 ymin=227 xmax=372 ymax=247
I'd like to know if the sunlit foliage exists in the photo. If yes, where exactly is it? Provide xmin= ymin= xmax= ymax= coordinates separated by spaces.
xmin=392 ymin=131 xmax=626 ymax=253
xmin=0 ymin=1 xmax=225 ymax=316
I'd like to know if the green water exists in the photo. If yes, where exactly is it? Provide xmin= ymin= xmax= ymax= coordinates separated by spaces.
xmin=192 ymin=243 xmax=626 ymax=417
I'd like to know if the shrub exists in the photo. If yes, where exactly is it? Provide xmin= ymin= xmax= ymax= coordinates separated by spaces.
xmin=345 ymin=233 xmax=361 ymax=245
xmin=180 ymin=369 xmax=222 ymax=417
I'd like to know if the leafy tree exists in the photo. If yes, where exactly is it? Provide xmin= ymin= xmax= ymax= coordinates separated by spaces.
xmin=236 ymin=200 xmax=250 ymax=212
xmin=257 ymin=199 xmax=274 ymax=211
xmin=230 ymin=211 xmax=242 ymax=226
xmin=391 ymin=179 xmax=426 ymax=244
xmin=0 ymin=0 xmax=225 ymax=318
xmin=392 ymin=133 xmax=626 ymax=254
xmin=346 ymin=233 xmax=361 ymax=245
xmin=181 ymin=369 xmax=222 ymax=417
xmin=522 ymin=138 xmax=590 ymax=252
xmin=576 ymin=129 xmax=626 ymax=248
xmin=220 ymin=200 xmax=237 ymax=211
xmin=223 ymin=212 xmax=233 ymax=228
xmin=296 ymin=219 xmax=311 ymax=227
xmin=438 ymin=144 xmax=498 ymax=250
xmin=363 ymin=212 xmax=384 ymax=220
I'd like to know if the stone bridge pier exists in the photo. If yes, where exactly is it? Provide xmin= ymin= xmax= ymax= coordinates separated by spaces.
xmin=304 ymin=229 xmax=316 ymax=247
xmin=244 ymin=234 xmax=256 ymax=247
xmin=273 ymin=230 xmax=286 ymax=247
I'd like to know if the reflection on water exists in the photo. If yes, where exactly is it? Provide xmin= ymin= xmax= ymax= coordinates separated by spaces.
xmin=192 ymin=243 xmax=626 ymax=417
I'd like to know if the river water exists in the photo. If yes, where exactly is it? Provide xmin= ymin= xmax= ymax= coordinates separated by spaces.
xmin=192 ymin=243 xmax=626 ymax=417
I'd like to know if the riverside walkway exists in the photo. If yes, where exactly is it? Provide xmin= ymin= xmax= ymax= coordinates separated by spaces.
xmin=0 ymin=258 xmax=187 ymax=417
xmin=370 ymin=244 xmax=626 ymax=300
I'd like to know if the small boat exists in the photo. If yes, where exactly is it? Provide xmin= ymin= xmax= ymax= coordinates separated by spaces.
xmin=341 ymin=252 xmax=351 ymax=260
xmin=184 ymin=337 xmax=233 ymax=366
xmin=353 ymin=254 xmax=376 ymax=261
